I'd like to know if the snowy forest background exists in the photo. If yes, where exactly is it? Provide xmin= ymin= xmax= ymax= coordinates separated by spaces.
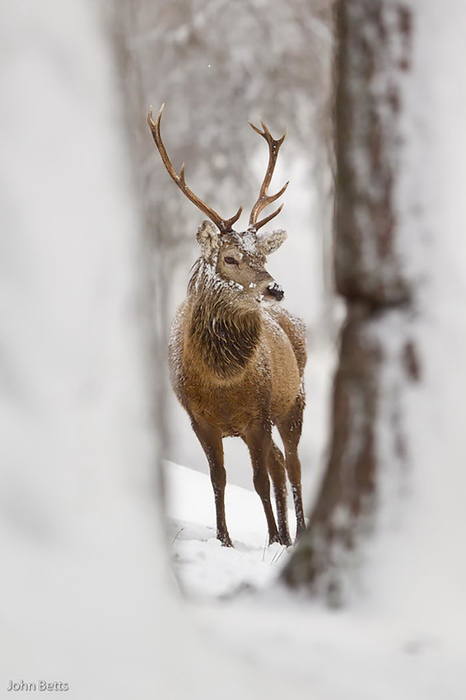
xmin=2 ymin=1 xmax=466 ymax=699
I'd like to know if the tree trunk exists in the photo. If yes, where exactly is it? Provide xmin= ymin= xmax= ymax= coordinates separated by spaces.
xmin=282 ymin=0 xmax=415 ymax=601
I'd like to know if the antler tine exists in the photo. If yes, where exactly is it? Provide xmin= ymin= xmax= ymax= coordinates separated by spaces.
xmin=147 ymin=104 xmax=242 ymax=233
xmin=248 ymin=120 xmax=289 ymax=231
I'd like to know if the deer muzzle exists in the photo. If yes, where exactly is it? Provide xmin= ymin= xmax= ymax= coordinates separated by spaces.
xmin=266 ymin=281 xmax=284 ymax=301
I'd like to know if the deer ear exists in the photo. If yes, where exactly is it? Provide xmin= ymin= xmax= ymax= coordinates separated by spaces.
xmin=196 ymin=220 xmax=220 ymax=259
xmin=257 ymin=229 xmax=287 ymax=255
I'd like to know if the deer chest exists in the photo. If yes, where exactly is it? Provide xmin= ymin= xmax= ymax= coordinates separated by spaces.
xmin=176 ymin=364 xmax=271 ymax=437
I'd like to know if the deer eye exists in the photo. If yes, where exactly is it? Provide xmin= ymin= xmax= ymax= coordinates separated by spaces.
xmin=224 ymin=256 xmax=239 ymax=266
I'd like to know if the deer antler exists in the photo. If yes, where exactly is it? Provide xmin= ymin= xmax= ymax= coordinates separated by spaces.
xmin=147 ymin=104 xmax=243 ymax=233
xmin=248 ymin=121 xmax=289 ymax=231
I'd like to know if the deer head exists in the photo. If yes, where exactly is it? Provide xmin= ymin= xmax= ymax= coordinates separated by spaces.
xmin=147 ymin=104 xmax=289 ymax=301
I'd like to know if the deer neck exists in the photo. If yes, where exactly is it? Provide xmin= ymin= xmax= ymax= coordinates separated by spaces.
xmin=187 ymin=267 xmax=261 ymax=381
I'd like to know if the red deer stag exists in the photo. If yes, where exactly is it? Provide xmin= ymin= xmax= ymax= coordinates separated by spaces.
xmin=148 ymin=104 xmax=306 ymax=547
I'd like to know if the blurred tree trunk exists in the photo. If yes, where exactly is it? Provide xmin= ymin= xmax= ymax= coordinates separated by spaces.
xmin=282 ymin=0 xmax=414 ymax=601
xmin=1 ymin=5 xmax=277 ymax=698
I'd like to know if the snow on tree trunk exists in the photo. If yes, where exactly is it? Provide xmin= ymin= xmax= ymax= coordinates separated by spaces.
xmin=283 ymin=0 xmax=466 ymax=615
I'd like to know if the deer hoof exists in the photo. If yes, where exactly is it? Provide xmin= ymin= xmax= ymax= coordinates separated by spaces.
xmin=219 ymin=533 xmax=233 ymax=547
xmin=268 ymin=533 xmax=281 ymax=546
xmin=280 ymin=533 xmax=293 ymax=547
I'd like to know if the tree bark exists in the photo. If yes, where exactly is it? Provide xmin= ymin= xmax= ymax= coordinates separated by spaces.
xmin=282 ymin=0 xmax=415 ymax=601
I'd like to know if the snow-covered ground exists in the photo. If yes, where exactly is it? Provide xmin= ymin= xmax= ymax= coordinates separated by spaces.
xmin=166 ymin=460 xmax=296 ymax=597
xmin=166 ymin=461 xmax=466 ymax=700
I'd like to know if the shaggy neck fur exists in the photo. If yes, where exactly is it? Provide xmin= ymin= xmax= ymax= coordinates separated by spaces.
xmin=188 ymin=258 xmax=261 ymax=380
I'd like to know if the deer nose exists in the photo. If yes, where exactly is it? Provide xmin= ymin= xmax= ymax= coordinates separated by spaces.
xmin=266 ymin=282 xmax=284 ymax=301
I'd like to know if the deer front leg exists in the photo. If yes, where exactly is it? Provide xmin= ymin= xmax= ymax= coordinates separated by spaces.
xmin=243 ymin=423 xmax=280 ymax=545
xmin=191 ymin=417 xmax=232 ymax=547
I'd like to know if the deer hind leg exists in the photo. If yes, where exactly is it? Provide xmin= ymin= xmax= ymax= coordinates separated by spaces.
xmin=277 ymin=395 xmax=306 ymax=540
xmin=268 ymin=441 xmax=292 ymax=546
xmin=191 ymin=417 xmax=232 ymax=547
xmin=243 ymin=423 xmax=280 ymax=545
